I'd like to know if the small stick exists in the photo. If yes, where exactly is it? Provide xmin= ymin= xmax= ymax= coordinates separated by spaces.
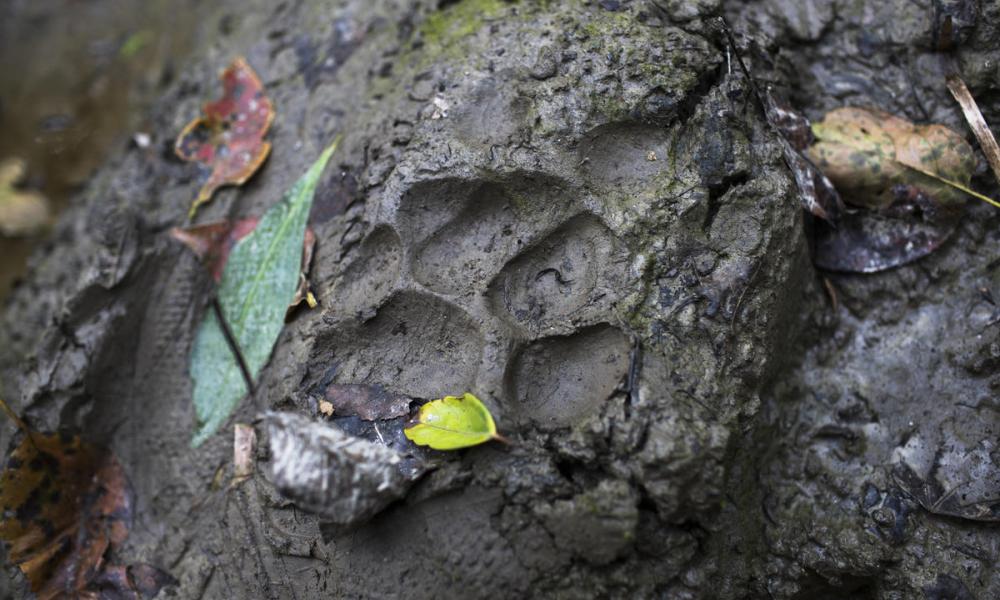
xmin=211 ymin=298 xmax=255 ymax=394
xmin=0 ymin=398 xmax=41 ymax=452
xmin=0 ymin=397 xmax=29 ymax=434
xmin=947 ymin=75 xmax=1000 ymax=188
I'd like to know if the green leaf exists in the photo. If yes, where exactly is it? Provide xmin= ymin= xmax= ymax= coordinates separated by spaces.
xmin=404 ymin=393 xmax=501 ymax=450
xmin=189 ymin=139 xmax=339 ymax=447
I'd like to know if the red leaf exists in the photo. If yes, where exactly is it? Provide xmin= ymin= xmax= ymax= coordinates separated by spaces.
xmin=170 ymin=220 xmax=318 ymax=312
xmin=170 ymin=218 xmax=259 ymax=282
xmin=174 ymin=57 xmax=274 ymax=218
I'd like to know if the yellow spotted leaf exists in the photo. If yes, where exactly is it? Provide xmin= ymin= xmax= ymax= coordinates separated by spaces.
xmin=404 ymin=393 xmax=503 ymax=450
xmin=808 ymin=107 xmax=992 ymax=209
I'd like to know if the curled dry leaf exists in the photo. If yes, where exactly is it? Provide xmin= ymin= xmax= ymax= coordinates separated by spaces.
xmin=170 ymin=218 xmax=317 ymax=314
xmin=323 ymin=383 xmax=411 ymax=421
xmin=808 ymin=107 xmax=979 ymax=273
xmin=0 ymin=158 xmax=50 ymax=237
xmin=0 ymin=399 xmax=174 ymax=599
xmin=174 ymin=57 xmax=274 ymax=218
xmin=266 ymin=411 xmax=415 ymax=525
xmin=404 ymin=393 xmax=504 ymax=451
xmin=764 ymin=90 xmax=844 ymax=222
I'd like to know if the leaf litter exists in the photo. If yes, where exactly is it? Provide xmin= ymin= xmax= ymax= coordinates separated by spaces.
xmin=0 ymin=158 xmax=50 ymax=237
xmin=0 ymin=398 xmax=174 ymax=599
xmin=719 ymin=17 xmax=993 ymax=273
xmin=322 ymin=383 xmax=411 ymax=421
xmin=807 ymin=107 xmax=986 ymax=273
xmin=188 ymin=138 xmax=339 ymax=447
xmin=174 ymin=57 xmax=274 ymax=218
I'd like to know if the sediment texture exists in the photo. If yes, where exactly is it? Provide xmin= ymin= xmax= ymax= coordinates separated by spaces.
xmin=0 ymin=0 xmax=997 ymax=598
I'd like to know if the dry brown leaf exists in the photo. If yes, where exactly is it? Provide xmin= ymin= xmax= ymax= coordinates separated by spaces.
xmin=0 ymin=398 xmax=174 ymax=599
xmin=0 ymin=158 xmax=50 ymax=237
xmin=231 ymin=423 xmax=256 ymax=487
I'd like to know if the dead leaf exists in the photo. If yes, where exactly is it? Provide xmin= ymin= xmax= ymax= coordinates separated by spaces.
xmin=0 ymin=158 xmax=50 ymax=237
xmin=322 ymin=383 xmax=411 ymax=421
xmin=809 ymin=107 xmax=977 ymax=209
xmin=170 ymin=219 xmax=317 ymax=313
xmin=0 ymin=399 xmax=173 ymax=599
xmin=763 ymin=91 xmax=843 ymax=222
xmin=813 ymin=184 xmax=962 ymax=273
xmin=893 ymin=462 xmax=999 ymax=523
xmin=87 ymin=564 xmax=178 ymax=599
xmin=808 ymin=107 xmax=983 ymax=272
xmin=231 ymin=424 xmax=256 ymax=488
xmin=266 ymin=411 xmax=416 ymax=525
xmin=287 ymin=228 xmax=318 ymax=316
xmin=174 ymin=57 xmax=274 ymax=218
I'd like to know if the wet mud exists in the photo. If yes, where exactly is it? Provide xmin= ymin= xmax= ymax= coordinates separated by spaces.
xmin=1 ymin=0 xmax=998 ymax=598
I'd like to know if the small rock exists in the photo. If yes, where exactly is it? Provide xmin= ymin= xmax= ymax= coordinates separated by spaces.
xmin=530 ymin=46 xmax=558 ymax=80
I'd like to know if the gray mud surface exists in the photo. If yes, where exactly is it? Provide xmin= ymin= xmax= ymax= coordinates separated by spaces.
xmin=1 ymin=0 xmax=998 ymax=598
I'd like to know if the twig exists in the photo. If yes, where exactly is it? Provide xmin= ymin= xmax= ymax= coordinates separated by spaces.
xmin=211 ymin=297 xmax=256 ymax=394
xmin=947 ymin=75 xmax=1000 ymax=188
xmin=0 ymin=398 xmax=42 ymax=453
xmin=0 ymin=397 xmax=29 ymax=433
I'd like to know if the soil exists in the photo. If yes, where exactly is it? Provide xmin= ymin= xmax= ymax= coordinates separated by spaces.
xmin=1 ymin=0 xmax=998 ymax=598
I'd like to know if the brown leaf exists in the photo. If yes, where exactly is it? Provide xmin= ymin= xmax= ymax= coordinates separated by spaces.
xmin=0 ymin=399 xmax=171 ymax=599
xmin=812 ymin=185 xmax=962 ymax=273
xmin=174 ymin=57 xmax=274 ymax=218
xmin=287 ymin=228 xmax=318 ymax=316
xmin=808 ymin=107 xmax=982 ymax=272
xmin=763 ymin=91 xmax=843 ymax=222
xmin=87 ymin=563 xmax=178 ymax=600
xmin=170 ymin=219 xmax=317 ymax=314
xmin=809 ymin=107 xmax=977 ymax=209
xmin=231 ymin=424 xmax=256 ymax=487
xmin=0 ymin=158 xmax=50 ymax=237
xmin=323 ymin=384 xmax=412 ymax=421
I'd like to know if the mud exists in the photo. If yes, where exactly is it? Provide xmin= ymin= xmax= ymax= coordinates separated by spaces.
xmin=1 ymin=0 xmax=998 ymax=598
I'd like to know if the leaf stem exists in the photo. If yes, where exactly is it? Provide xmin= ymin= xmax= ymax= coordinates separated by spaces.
xmin=898 ymin=160 xmax=1000 ymax=209
xmin=211 ymin=297 xmax=256 ymax=394
xmin=492 ymin=432 xmax=512 ymax=446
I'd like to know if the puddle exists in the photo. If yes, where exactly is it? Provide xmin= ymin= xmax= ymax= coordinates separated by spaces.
xmin=0 ymin=0 xmax=205 ymax=300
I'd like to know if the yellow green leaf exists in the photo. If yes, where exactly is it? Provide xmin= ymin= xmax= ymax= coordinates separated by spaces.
xmin=404 ymin=393 xmax=501 ymax=450
xmin=189 ymin=138 xmax=339 ymax=447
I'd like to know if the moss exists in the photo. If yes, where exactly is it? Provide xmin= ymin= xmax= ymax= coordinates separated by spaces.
xmin=419 ymin=0 xmax=507 ymax=52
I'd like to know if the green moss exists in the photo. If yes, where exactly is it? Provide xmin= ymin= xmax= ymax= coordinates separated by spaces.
xmin=419 ymin=0 xmax=507 ymax=51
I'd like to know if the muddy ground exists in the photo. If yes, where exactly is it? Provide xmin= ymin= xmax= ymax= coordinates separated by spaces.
xmin=1 ymin=0 xmax=998 ymax=598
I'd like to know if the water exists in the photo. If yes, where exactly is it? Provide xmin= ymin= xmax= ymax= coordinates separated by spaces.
xmin=0 ymin=0 xmax=204 ymax=300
